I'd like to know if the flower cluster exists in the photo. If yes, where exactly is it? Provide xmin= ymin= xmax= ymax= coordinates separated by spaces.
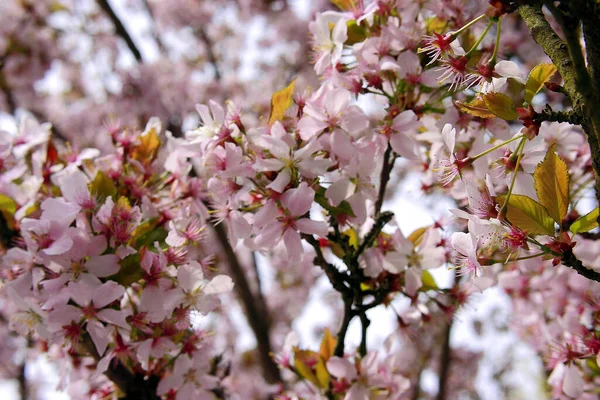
xmin=2 ymin=0 xmax=600 ymax=399
xmin=1 ymin=115 xmax=233 ymax=399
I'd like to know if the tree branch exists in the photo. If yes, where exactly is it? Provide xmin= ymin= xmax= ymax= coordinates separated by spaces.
xmin=374 ymin=144 xmax=395 ymax=215
xmin=355 ymin=211 xmax=394 ymax=259
xmin=435 ymin=319 xmax=453 ymax=400
xmin=518 ymin=4 xmax=600 ymax=226
xmin=333 ymin=297 xmax=354 ymax=357
xmin=358 ymin=312 xmax=370 ymax=357
xmin=533 ymin=105 xmax=583 ymax=125
xmin=211 ymin=222 xmax=281 ymax=383
xmin=0 ymin=68 xmax=17 ymax=114
xmin=81 ymin=337 xmax=160 ymax=399
xmin=560 ymin=248 xmax=600 ymax=282
xmin=97 ymin=0 xmax=143 ymax=63
xmin=195 ymin=28 xmax=222 ymax=82
xmin=140 ymin=0 xmax=167 ymax=54
xmin=303 ymin=234 xmax=351 ymax=294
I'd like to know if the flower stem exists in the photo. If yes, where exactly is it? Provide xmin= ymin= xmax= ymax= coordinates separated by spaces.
xmin=466 ymin=20 xmax=495 ymax=57
xmin=450 ymin=14 xmax=487 ymax=39
xmin=500 ymin=137 xmax=526 ymax=216
xmin=471 ymin=134 xmax=524 ymax=162
xmin=490 ymin=18 xmax=502 ymax=65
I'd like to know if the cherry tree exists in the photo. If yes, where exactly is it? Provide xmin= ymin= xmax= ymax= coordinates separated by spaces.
xmin=2 ymin=0 xmax=600 ymax=399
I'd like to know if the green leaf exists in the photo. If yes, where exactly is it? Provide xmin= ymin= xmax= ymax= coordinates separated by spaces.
xmin=586 ymin=357 xmax=600 ymax=375
xmin=342 ymin=228 xmax=358 ymax=250
xmin=570 ymin=208 xmax=599 ymax=234
xmin=421 ymin=270 xmax=438 ymax=290
xmin=497 ymin=194 xmax=555 ymax=236
xmin=0 ymin=194 xmax=17 ymax=215
xmin=293 ymin=349 xmax=320 ymax=387
xmin=109 ymin=253 xmax=143 ymax=286
xmin=346 ymin=20 xmax=367 ymax=45
xmin=482 ymin=92 xmax=518 ymax=120
xmin=533 ymin=146 xmax=570 ymax=223
xmin=425 ymin=17 xmax=448 ymax=34
xmin=315 ymin=187 xmax=356 ymax=218
xmin=0 ymin=194 xmax=17 ymax=231
xmin=524 ymin=63 xmax=557 ymax=104
xmin=133 ymin=218 xmax=168 ymax=248
xmin=89 ymin=171 xmax=117 ymax=202
xmin=269 ymin=79 xmax=296 ymax=125
xmin=315 ymin=359 xmax=330 ymax=389
xmin=330 ymin=0 xmax=355 ymax=10
xmin=454 ymin=98 xmax=496 ymax=118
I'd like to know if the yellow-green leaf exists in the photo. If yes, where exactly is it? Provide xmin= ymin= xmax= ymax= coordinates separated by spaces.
xmin=315 ymin=359 xmax=330 ymax=389
xmin=330 ymin=241 xmax=346 ymax=259
xmin=360 ymin=282 xmax=374 ymax=291
xmin=570 ymin=208 xmax=599 ymax=234
xmin=0 ymin=194 xmax=17 ymax=230
xmin=586 ymin=357 xmax=600 ymax=375
xmin=421 ymin=270 xmax=438 ymax=290
xmin=408 ymin=226 xmax=429 ymax=246
xmin=534 ymin=147 xmax=570 ymax=223
xmin=109 ymin=253 xmax=142 ymax=286
xmin=89 ymin=171 xmax=117 ymax=202
xmin=293 ymin=349 xmax=320 ymax=387
xmin=482 ymin=92 xmax=518 ymax=120
xmin=319 ymin=328 xmax=336 ymax=362
xmin=269 ymin=79 xmax=296 ymax=125
xmin=454 ymin=98 xmax=496 ymax=118
xmin=0 ymin=194 xmax=17 ymax=216
xmin=425 ymin=17 xmax=447 ymax=34
xmin=346 ymin=20 xmax=367 ymax=45
xmin=131 ymin=128 xmax=161 ymax=162
xmin=342 ymin=228 xmax=359 ymax=250
xmin=330 ymin=0 xmax=355 ymax=10
xmin=524 ymin=63 xmax=557 ymax=104
xmin=497 ymin=194 xmax=555 ymax=236
xmin=133 ymin=218 xmax=168 ymax=248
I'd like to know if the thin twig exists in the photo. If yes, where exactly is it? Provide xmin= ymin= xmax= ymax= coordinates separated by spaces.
xmin=97 ymin=0 xmax=143 ymax=63
xmin=140 ymin=0 xmax=167 ymax=53
xmin=358 ymin=312 xmax=370 ymax=357
xmin=195 ymin=28 xmax=222 ymax=82
xmin=374 ymin=144 xmax=395 ymax=215
xmin=211 ymin=222 xmax=281 ymax=383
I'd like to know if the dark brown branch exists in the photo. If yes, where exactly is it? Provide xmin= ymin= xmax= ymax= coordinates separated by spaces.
xmin=355 ymin=211 xmax=394 ymax=259
xmin=533 ymin=105 xmax=583 ymax=125
xmin=435 ymin=320 xmax=452 ymax=400
xmin=251 ymin=251 xmax=263 ymax=297
xmin=81 ymin=337 xmax=160 ymax=400
xmin=374 ymin=144 xmax=395 ymax=215
xmin=0 ymin=69 xmax=17 ymax=114
xmin=140 ymin=0 xmax=167 ymax=54
xmin=561 ymin=248 xmax=600 ymax=282
xmin=212 ymin=222 xmax=281 ymax=383
xmin=518 ymin=4 xmax=600 ymax=227
xmin=195 ymin=28 xmax=222 ymax=82
xmin=333 ymin=297 xmax=354 ymax=357
xmin=303 ymin=234 xmax=351 ymax=294
xmin=18 ymin=362 xmax=28 ymax=400
xmin=97 ymin=0 xmax=143 ymax=63
xmin=358 ymin=312 xmax=370 ymax=357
